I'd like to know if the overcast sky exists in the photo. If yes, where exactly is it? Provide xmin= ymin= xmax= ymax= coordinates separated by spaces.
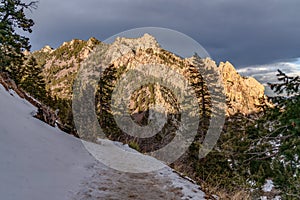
xmin=26 ymin=0 xmax=300 ymax=73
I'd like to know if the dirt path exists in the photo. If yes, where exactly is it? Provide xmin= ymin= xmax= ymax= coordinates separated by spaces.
xmin=73 ymin=163 xmax=206 ymax=200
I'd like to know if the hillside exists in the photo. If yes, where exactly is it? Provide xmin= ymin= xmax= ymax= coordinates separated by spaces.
xmin=0 ymin=78 xmax=207 ymax=200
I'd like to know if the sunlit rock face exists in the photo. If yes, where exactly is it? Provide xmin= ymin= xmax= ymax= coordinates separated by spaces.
xmin=219 ymin=61 xmax=269 ymax=115
xmin=32 ymin=35 xmax=270 ymax=115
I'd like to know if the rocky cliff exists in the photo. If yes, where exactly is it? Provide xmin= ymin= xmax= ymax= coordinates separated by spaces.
xmin=219 ymin=61 xmax=270 ymax=115
xmin=32 ymin=37 xmax=101 ymax=99
xmin=32 ymin=35 xmax=269 ymax=116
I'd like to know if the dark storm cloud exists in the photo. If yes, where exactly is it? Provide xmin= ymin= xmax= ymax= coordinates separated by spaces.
xmin=26 ymin=0 xmax=300 ymax=68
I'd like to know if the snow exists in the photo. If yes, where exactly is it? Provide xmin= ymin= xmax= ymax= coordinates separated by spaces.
xmin=0 ymin=84 xmax=96 ymax=200
xmin=260 ymin=196 xmax=281 ymax=200
xmin=156 ymin=167 xmax=206 ymax=199
xmin=0 ymin=84 xmax=206 ymax=199
xmin=83 ymin=139 xmax=166 ymax=173
xmin=262 ymin=179 xmax=274 ymax=192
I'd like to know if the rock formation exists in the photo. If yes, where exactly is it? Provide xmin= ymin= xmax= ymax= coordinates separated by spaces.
xmin=31 ymin=35 xmax=270 ymax=116
xmin=219 ymin=61 xmax=270 ymax=115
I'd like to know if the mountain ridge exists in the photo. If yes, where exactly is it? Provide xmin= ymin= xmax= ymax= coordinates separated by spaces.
xmin=31 ymin=34 xmax=270 ymax=115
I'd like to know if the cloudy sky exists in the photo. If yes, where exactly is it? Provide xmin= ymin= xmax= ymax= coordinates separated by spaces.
xmin=25 ymin=0 xmax=300 ymax=86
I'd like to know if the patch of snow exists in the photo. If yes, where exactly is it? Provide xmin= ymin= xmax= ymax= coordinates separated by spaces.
xmin=262 ymin=179 xmax=274 ymax=192
xmin=82 ymin=139 xmax=166 ymax=173
xmin=97 ymin=138 xmax=139 ymax=153
xmin=155 ymin=167 xmax=206 ymax=199
xmin=295 ymin=154 xmax=299 ymax=162
xmin=260 ymin=195 xmax=282 ymax=200
xmin=248 ymin=179 xmax=256 ymax=187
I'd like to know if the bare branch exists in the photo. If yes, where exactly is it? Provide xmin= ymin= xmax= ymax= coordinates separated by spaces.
xmin=19 ymin=1 xmax=38 ymax=12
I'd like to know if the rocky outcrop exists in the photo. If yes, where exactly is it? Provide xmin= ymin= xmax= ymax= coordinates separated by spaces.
xmin=219 ymin=61 xmax=270 ymax=115
xmin=32 ymin=35 xmax=270 ymax=116
xmin=40 ymin=45 xmax=53 ymax=53
xmin=32 ymin=37 xmax=101 ymax=99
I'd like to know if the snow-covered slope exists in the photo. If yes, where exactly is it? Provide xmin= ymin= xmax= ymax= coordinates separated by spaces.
xmin=0 ymin=84 xmax=96 ymax=200
xmin=0 ymin=84 xmax=206 ymax=200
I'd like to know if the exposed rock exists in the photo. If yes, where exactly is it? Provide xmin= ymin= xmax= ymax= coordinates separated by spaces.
xmin=40 ymin=45 xmax=53 ymax=53
xmin=114 ymin=33 xmax=160 ymax=50
xmin=35 ymin=104 xmax=57 ymax=127
xmin=23 ymin=50 xmax=31 ymax=56
xmin=32 ymin=35 xmax=270 ymax=116
xmin=219 ymin=61 xmax=270 ymax=115
xmin=31 ymin=37 xmax=101 ymax=99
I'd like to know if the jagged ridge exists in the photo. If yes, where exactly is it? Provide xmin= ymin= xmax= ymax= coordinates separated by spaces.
xmin=32 ymin=34 xmax=270 ymax=115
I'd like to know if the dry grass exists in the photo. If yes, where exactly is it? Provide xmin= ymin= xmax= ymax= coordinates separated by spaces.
xmin=197 ymin=182 xmax=252 ymax=200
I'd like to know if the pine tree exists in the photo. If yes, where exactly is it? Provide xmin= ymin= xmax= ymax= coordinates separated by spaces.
xmin=0 ymin=0 xmax=37 ymax=80
xmin=19 ymin=56 xmax=47 ymax=102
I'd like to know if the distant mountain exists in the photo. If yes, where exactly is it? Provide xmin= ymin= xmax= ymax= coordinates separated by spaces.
xmin=32 ymin=34 xmax=270 ymax=116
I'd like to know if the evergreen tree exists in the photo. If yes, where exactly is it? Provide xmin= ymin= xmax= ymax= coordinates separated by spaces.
xmin=19 ymin=56 xmax=47 ymax=102
xmin=265 ymin=70 xmax=300 ymax=198
xmin=0 ymin=0 xmax=37 ymax=80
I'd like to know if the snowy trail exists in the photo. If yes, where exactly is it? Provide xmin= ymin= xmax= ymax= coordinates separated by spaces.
xmin=0 ymin=84 xmax=206 ymax=200
xmin=74 ymin=164 xmax=201 ymax=200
